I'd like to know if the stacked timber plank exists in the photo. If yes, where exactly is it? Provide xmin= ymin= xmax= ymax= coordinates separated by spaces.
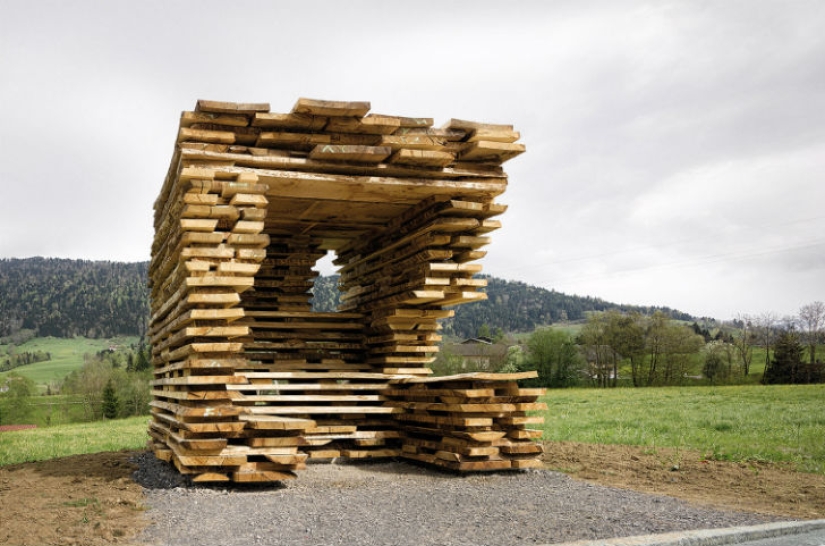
xmin=388 ymin=373 xmax=547 ymax=471
xmin=149 ymin=98 xmax=527 ymax=482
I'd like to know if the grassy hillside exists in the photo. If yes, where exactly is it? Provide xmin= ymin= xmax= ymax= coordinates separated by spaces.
xmin=0 ymin=336 xmax=139 ymax=391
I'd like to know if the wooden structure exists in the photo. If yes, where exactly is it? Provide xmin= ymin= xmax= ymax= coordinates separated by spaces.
xmin=148 ymin=98 xmax=545 ymax=482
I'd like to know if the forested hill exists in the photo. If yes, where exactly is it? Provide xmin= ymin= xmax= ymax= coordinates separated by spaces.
xmin=441 ymin=276 xmax=693 ymax=338
xmin=311 ymin=275 xmax=694 ymax=338
xmin=0 ymin=258 xmax=693 ymax=341
xmin=0 ymin=258 xmax=149 ymax=339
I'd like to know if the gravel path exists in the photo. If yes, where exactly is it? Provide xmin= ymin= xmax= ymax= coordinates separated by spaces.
xmin=132 ymin=453 xmax=783 ymax=546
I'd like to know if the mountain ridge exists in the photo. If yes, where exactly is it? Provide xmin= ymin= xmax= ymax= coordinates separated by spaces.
xmin=0 ymin=257 xmax=694 ymax=341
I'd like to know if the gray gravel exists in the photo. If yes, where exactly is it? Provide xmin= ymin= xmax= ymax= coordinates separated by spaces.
xmin=132 ymin=453 xmax=784 ymax=546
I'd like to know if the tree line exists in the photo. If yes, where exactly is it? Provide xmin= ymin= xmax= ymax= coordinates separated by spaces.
xmin=441 ymin=301 xmax=824 ymax=389
xmin=0 ymin=350 xmax=51 ymax=372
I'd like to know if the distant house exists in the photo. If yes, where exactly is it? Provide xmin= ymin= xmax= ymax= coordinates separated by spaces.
xmin=461 ymin=336 xmax=494 ymax=345
xmin=448 ymin=338 xmax=511 ymax=372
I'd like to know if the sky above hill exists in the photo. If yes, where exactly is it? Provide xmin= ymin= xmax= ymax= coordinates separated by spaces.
xmin=1 ymin=1 xmax=823 ymax=321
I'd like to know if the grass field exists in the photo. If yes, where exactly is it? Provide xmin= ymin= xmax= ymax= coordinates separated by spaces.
xmin=3 ymin=384 xmax=823 ymax=474
xmin=0 ymin=336 xmax=139 ymax=391
xmin=0 ymin=415 xmax=149 ymax=466
xmin=539 ymin=384 xmax=825 ymax=474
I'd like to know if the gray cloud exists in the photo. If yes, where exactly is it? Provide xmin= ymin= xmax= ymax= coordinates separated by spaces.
xmin=1 ymin=0 xmax=822 ymax=319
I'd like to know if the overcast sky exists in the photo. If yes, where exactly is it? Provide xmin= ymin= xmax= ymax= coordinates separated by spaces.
xmin=1 ymin=1 xmax=823 ymax=321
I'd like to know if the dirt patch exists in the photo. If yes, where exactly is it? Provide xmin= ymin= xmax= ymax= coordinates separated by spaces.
xmin=0 ymin=425 xmax=37 ymax=432
xmin=1 ymin=444 xmax=823 ymax=546
xmin=0 ymin=451 xmax=147 ymax=546
xmin=542 ymin=441 xmax=825 ymax=519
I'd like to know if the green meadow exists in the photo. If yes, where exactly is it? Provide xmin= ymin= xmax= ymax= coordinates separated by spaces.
xmin=2 ymin=384 xmax=823 ymax=475
xmin=539 ymin=384 xmax=825 ymax=474
xmin=0 ymin=415 xmax=149 ymax=466
xmin=0 ymin=336 xmax=139 ymax=391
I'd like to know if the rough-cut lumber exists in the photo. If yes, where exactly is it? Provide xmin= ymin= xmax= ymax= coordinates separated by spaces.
xmin=149 ymin=98 xmax=527 ymax=482
xmin=387 ymin=372 xmax=546 ymax=471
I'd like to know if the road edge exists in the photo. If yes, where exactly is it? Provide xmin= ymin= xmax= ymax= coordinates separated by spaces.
xmin=547 ymin=519 xmax=825 ymax=546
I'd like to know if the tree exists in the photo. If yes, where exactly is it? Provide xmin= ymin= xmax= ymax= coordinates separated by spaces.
xmin=133 ymin=340 xmax=151 ymax=372
xmin=521 ymin=328 xmax=584 ymax=388
xmin=703 ymin=341 xmax=730 ymax=384
xmin=62 ymin=358 xmax=112 ymax=420
xmin=644 ymin=311 xmax=670 ymax=385
xmin=605 ymin=312 xmax=646 ymax=387
xmin=762 ymin=328 xmax=805 ymax=384
xmin=798 ymin=301 xmax=824 ymax=367
xmin=0 ymin=373 xmax=35 ymax=425
xmin=733 ymin=314 xmax=754 ymax=376
xmin=754 ymin=312 xmax=779 ymax=370
xmin=580 ymin=314 xmax=616 ymax=388
xmin=101 ymin=379 xmax=119 ymax=419
xmin=660 ymin=323 xmax=705 ymax=385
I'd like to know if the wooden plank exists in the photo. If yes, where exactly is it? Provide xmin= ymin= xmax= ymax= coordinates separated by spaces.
xmin=466 ymin=127 xmax=521 ymax=143
xmin=246 ymin=310 xmax=364 ymax=320
xmin=389 ymin=149 xmax=454 ymax=167
xmin=234 ymin=394 xmax=385 ymax=403
xmin=306 ymin=449 xmax=342 ymax=459
xmin=181 ymin=111 xmax=250 ymax=128
xmin=241 ymin=406 xmax=402 ymax=415
xmin=395 ymin=414 xmax=493 ymax=427
xmin=209 ymin=165 xmax=508 ymax=205
xmin=191 ymin=472 xmax=231 ymax=482
xmin=246 ymin=436 xmax=317 ymax=447
xmin=195 ymin=100 xmax=270 ymax=114
xmin=508 ymin=429 xmax=544 ymax=440
xmin=391 ymin=371 xmax=538 ymax=384
xmin=237 ymin=371 xmax=407 ymax=380
xmin=509 ymin=459 xmax=544 ymax=469
xmin=500 ymin=443 xmax=543 ymax=455
xmin=497 ymin=416 xmax=545 ymax=426
xmin=232 ymin=470 xmax=297 ymax=482
xmin=459 ymin=141 xmax=525 ymax=162
xmin=151 ymin=389 xmax=233 ymax=402
xmin=442 ymin=118 xmax=514 ymax=133
xmin=226 ymin=383 xmax=389 ymax=391
xmin=324 ymin=115 xmax=402 ymax=135
xmin=251 ymin=112 xmax=327 ymax=130
xmin=380 ymin=134 xmax=446 ymax=151
xmin=339 ymin=448 xmax=400 ymax=459
xmin=256 ymin=131 xmax=380 ymax=149
xmin=292 ymin=97 xmax=370 ymax=117
xmin=178 ymin=127 xmax=235 ymax=144
xmin=238 ymin=415 xmax=316 ymax=430
xmin=152 ymin=375 xmax=246 ymax=386
xmin=308 ymin=145 xmax=392 ymax=163
xmin=149 ymin=399 xmax=241 ymax=418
